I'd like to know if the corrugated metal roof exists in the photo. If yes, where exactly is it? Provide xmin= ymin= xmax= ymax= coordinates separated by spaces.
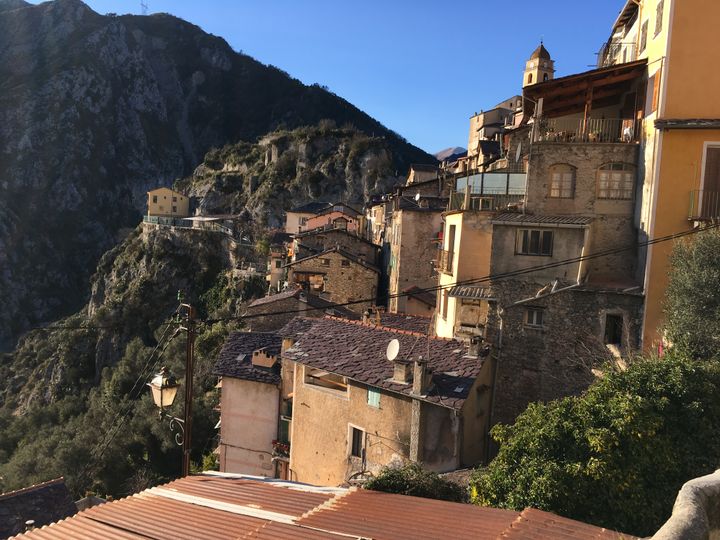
xmin=492 ymin=213 xmax=593 ymax=226
xmin=448 ymin=285 xmax=495 ymax=300
xmin=11 ymin=473 xmax=636 ymax=540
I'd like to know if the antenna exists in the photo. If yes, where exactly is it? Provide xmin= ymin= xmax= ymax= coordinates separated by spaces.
xmin=386 ymin=339 xmax=400 ymax=362
xmin=140 ymin=0 xmax=148 ymax=15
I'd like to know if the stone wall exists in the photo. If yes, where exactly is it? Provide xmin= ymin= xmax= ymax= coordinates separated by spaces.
xmin=288 ymin=251 xmax=378 ymax=312
xmin=526 ymin=141 xmax=640 ymax=283
xmin=486 ymin=280 xmax=643 ymax=427
xmin=295 ymin=229 xmax=379 ymax=265
xmin=388 ymin=209 xmax=443 ymax=313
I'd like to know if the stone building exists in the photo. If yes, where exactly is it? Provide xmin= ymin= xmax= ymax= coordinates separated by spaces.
xmin=387 ymin=195 xmax=446 ymax=314
xmin=291 ymin=227 xmax=380 ymax=267
xmin=146 ymin=187 xmax=190 ymax=218
xmin=244 ymin=287 xmax=358 ymax=332
xmin=284 ymin=248 xmax=379 ymax=313
xmin=279 ymin=316 xmax=493 ymax=486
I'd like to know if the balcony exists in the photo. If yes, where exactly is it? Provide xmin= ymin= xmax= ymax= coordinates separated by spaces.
xmin=448 ymin=192 xmax=524 ymax=212
xmin=598 ymin=41 xmax=638 ymax=68
xmin=689 ymin=191 xmax=720 ymax=221
xmin=438 ymin=249 xmax=453 ymax=274
xmin=533 ymin=117 xmax=638 ymax=144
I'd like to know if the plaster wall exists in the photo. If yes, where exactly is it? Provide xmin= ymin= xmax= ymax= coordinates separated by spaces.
xmin=219 ymin=377 xmax=279 ymax=476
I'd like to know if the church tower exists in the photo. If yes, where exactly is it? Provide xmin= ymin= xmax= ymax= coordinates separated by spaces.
xmin=523 ymin=42 xmax=554 ymax=87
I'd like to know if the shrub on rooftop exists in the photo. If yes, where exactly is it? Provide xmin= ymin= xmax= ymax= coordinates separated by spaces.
xmin=364 ymin=462 xmax=467 ymax=503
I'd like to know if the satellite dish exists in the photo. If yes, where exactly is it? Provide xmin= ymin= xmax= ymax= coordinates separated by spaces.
xmin=515 ymin=142 xmax=522 ymax=163
xmin=414 ymin=192 xmax=421 ymax=202
xmin=386 ymin=339 xmax=400 ymax=361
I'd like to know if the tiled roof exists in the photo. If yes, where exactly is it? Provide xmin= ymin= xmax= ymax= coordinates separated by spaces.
xmin=396 ymin=196 xmax=449 ymax=212
xmin=313 ymin=203 xmax=362 ymax=218
xmin=247 ymin=288 xmax=360 ymax=320
xmin=285 ymin=247 xmax=380 ymax=273
xmin=492 ymin=213 xmax=593 ymax=226
xmin=377 ymin=313 xmax=432 ymax=334
xmin=277 ymin=316 xmax=317 ymax=340
xmin=212 ymin=332 xmax=282 ymax=384
xmin=288 ymin=201 xmax=332 ymax=214
xmin=11 ymin=473 xmax=636 ymax=540
xmin=655 ymin=118 xmax=720 ymax=130
xmin=403 ymin=285 xmax=437 ymax=307
xmin=292 ymin=226 xmax=379 ymax=247
xmin=0 ymin=478 xmax=77 ymax=539
xmin=500 ymin=508 xmax=633 ymax=539
xmin=283 ymin=317 xmax=482 ymax=410
xmin=448 ymin=285 xmax=495 ymax=300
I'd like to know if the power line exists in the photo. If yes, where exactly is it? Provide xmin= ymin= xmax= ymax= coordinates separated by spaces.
xmin=204 ymin=223 xmax=718 ymax=324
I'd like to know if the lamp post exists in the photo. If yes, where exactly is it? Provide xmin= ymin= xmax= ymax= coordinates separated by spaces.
xmin=147 ymin=293 xmax=196 ymax=476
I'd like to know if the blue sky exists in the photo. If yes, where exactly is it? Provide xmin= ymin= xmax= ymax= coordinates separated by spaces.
xmin=46 ymin=0 xmax=626 ymax=153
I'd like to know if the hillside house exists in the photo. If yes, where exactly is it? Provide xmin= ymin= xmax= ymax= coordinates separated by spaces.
xmin=284 ymin=248 xmax=379 ymax=312
xmin=406 ymin=163 xmax=439 ymax=184
xmin=302 ymin=203 xmax=363 ymax=234
xmin=284 ymin=201 xmax=332 ymax=234
xmin=291 ymin=227 xmax=380 ymax=266
xmin=213 ymin=332 xmax=283 ymax=477
xmin=279 ymin=316 xmax=494 ymax=486
xmin=244 ymin=287 xmax=358 ymax=332
xmin=146 ymin=187 xmax=190 ymax=218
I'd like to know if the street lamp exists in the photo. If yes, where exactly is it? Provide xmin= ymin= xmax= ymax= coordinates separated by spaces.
xmin=148 ymin=293 xmax=196 ymax=477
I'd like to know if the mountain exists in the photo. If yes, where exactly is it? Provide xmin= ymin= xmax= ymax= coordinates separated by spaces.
xmin=434 ymin=146 xmax=466 ymax=162
xmin=0 ymin=0 xmax=434 ymax=349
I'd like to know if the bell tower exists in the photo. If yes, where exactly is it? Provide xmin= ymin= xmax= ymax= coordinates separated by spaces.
xmin=523 ymin=42 xmax=554 ymax=87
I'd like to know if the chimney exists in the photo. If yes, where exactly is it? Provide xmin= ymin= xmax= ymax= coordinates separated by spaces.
xmin=468 ymin=335 xmax=483 ymax=357
xmin=251 ymin=348 xmax=277 ymax=368
xmin=412 ymin=356 xmax=430 ymax=395
xmin=392 ymin=359 xmax=413 ymax=384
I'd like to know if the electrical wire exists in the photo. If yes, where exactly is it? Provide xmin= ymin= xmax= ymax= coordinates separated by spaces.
xmin=203 ymin=222 xmax=719 ymax=324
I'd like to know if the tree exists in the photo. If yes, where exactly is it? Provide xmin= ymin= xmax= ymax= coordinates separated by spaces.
xmin=364 ymin=463 xmax=466 ymax=503
xmin=664 ymin=227 xmax=720 ymax=359
xmin=469 ymin=354 xmax=720 ymax=537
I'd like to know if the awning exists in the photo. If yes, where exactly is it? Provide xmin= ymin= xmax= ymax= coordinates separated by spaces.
xmin=448 ymin=285 xmax=495 ymax=300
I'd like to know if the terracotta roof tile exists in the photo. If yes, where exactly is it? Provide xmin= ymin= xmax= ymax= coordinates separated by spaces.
xmin=492 ymin=213 xmax=593 ymax=226
xmin=10 ymin=473 xmax=637 ymax=540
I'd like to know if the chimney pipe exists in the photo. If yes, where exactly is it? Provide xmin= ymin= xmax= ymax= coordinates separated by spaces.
xmin=412 ymin=356 xmax=428 ymax=395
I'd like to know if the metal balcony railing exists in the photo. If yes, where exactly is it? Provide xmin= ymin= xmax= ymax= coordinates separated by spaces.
xmin=448 ymin=192 xmax=525 ymax=212
xmin=598 ymin=41 xmax=638 ymax=68
xmin=438 ymin=249 xmax=453 ymax=274
xmin=689 ymin=190 xmax=720 ymax=221
xmin=534 ymin=117 xmax=638 ymax=144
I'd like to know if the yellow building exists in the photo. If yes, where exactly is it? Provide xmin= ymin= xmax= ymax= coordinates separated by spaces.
xmin=146 ymin=187 xmax=190 ymax=217
xmin=600 ymin=0 xmax=720 ymax=350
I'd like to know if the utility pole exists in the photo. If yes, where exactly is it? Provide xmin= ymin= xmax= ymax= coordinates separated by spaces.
xmin=140 ymin=1 xmax=148 ymax=16
xmin=179 ymin=298 xmax=196 ymax=477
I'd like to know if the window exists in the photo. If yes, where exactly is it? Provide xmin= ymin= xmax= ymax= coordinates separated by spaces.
xmin=654 ymin=0 xmax=664 ymax=37
xmin=152 ymin=195 xmax=157 ymax=203
xmin=597 ymin=163 xmax=634 ymax=200
xmin=367 ymin=387 xmax=381 ymax=408
xmin=172 ymin=196 xmax=177 ymax=202
xmin=543 ymin=73 xmax=549 ymax=82
xmin=304 ymin=366 xmax=348 ymax=394
xmin=275 ymin=260 xmax=282 ymax=269
xmin=517 ymin=229 xmax=553 ymax=256
xmin=300 ymin=217 xmax=308 ymax=225
xmin=341 ymin=260 xmax=350 ymax=267
xmin=350 ymin=426 xmax=365 ymax=458
xmin=172 ymin=206 xmax=177 ymax=213
xmin=703 ymin=146 xmax=720 ymax=193
xmin=549 ymin=164 xmax=575 ymax=198
xmin=320 ymin=258 xmax=330 ymax=267
xmin=441 ymin=290 xmax=449 ymax=319
xmin=527 ymin=73 xmax=533 ymax=84
xmin=525 ymin=307 xmax=544 ymax=327
xmin=640 ymin=20 xmax=648 ymax=52
xmin=604 ymin=314 xmax=624 ymax=346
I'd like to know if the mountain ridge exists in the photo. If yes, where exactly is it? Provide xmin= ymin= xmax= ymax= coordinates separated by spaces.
xmin=0 ymin=0 xmax=434 ymax=348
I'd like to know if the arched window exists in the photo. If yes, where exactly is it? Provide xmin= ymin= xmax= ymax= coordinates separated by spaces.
xmin=543 ymin=73 xmax=549 ymax=82
xmin=549 ymin=164 xmax=576 ymax=198
xmin=527 ymin=73 xmax=533 ymax=84
xmin=597 ymin=163 xmax=635 ymax=200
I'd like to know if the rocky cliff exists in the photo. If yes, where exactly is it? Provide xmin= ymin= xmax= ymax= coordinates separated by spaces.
xmin=0 ymin=0 xmax=434 ymax=348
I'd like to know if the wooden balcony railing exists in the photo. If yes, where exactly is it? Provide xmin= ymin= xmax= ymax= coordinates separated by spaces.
xmin=689 ymin=190 xmax=720 ymax=221
xmin=534 ymin=117 xmax=638 ymax=144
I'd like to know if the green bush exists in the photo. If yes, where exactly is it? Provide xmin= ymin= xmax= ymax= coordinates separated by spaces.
xmin=365 ymin=463 xmax=466 ymax=503
xmin=470 ymin=354 xmax=720 ymax=537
